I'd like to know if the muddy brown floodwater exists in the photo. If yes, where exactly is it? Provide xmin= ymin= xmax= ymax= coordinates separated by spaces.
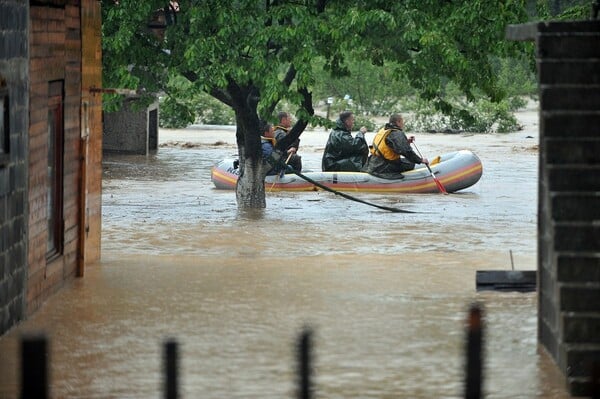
xmin=0 ymin=108 xmax=572 ymax=398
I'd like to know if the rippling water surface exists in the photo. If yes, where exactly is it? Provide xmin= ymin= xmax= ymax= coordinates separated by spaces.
xmin=0 ymin=118 xmax=571 ymax=398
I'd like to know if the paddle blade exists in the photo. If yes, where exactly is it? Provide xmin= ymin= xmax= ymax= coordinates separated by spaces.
xmin=434 ymin=176 xmax=448 ymax=195
xmin=426 ymin=164 xmax=448 ymax=194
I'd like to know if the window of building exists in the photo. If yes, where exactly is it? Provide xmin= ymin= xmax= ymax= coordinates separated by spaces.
xmin=0 ymin=86 xmax=8 ymax=167
xmin=47 ymin=81 xmax=64 ymax=259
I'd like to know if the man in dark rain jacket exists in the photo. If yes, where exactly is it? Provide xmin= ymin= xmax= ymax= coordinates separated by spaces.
xmin=321 ymin=111 xmax=369 ymax=172
xmin=365 ymin=114 xmax=428 ymax=179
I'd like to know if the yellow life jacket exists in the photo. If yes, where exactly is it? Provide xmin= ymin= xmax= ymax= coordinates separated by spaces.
xmin=261 ymin=136 xmax=277 ymax=145
xmin=370 ymin=128 xmax=400 ymax=161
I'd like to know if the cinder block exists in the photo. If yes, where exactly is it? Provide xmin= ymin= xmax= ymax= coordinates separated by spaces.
xmin=567 ymin=376 xmax=597 ymax=397
xmin=545 ymin=139 xmax=600 ymax=165
xmin=548 ymin=166 xmax=600 ymax=192
xmin=554 ymin=224 xmax=600 ymax=252
xmin=562 ymin=343 xmax=600 ymax=377
xmin=560 ymin=283 xmax=600 ymax=312
xmin=541 ymin=86 xmax=600 ymax=111
xmin=540 ymin=111 xmax=600 ymax=138
xmin=538 ymin=20 xmax=600 ymax=34
xmin=539 ymin=60 xmax=600 ymax=84
xmin=552 ymin=193 xmax=600 ymax=221
xmin=0 ymin=168 xmax=8 ymax=195
xmin=563 ymin=313 xmax=600 ymax=343
xmin=557 ymin=255 xmax=600 ymax=283
xmin=538 ymin=34 xmax=600 ymax=59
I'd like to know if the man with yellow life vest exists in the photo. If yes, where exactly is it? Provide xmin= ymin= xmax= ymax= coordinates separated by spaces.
xmin=365 ymin=114 xmax=428 ymax=179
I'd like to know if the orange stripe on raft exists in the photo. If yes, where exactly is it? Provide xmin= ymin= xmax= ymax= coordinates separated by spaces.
xmin=211 ymin=169 xmax=238 ymax=188
xmin=437 ymin=163 xmax=483 ymax=186
xmin=212 ymin=159 xmax=482 ymax=193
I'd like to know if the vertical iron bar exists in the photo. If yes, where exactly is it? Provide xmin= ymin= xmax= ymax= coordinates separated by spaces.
xmin=465 ymin=303 xmax=483 ymax=399
xmin=592 ymin=361 xmax=600 ymax=399
xmin=20 ymin=334 xmax=49 ymax=399
xmin=164 ymin=339 xmax=178 ymax=399
xmin=297 ymin=327 xmax=313 ymax=399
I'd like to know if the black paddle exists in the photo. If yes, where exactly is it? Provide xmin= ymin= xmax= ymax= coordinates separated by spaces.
xmin=284 ymin=164 xmax=414 ymax=213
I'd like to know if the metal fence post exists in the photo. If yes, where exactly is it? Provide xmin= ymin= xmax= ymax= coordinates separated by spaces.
xmin=297 ymin=327 xmax=313 ymax=399
xmin=164 ymin=339 xmax=178 ymax=399
xmin=21 ymin=334 xmax=49 ymax=399
xmin=464 ymin=303 xmax=483 ymax=399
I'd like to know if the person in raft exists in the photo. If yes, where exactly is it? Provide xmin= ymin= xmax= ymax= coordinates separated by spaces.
xmin=273 ymin=111 xmax=302 ymax=173
xmin=364 ymin=113 xmax=428 ymax=179
xmin=261 ymin=121 xmax=284 ymax=176
xmin=321 ymin=111 xmax=369 ymax=172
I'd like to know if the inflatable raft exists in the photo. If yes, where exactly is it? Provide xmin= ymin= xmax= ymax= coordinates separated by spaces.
xmin=211 ymin=149 xmax=482 ymax=193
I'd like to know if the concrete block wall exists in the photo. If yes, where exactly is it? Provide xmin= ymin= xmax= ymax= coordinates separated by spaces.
xmin=0 ymin=0 xmax=29 ymax=335
xmin=535 ymin=20 xmax=600 ymax=396
xmin=103 ymin=98 xmax=159 ymax=155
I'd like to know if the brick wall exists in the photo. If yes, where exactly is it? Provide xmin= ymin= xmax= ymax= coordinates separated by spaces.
xmin=0 ymin=0 xmax=29 ymax=335
xmin=535 ymin=20 xmax=600 ymax=396
xmin=27 ymin=1 xmax=83 ymax=314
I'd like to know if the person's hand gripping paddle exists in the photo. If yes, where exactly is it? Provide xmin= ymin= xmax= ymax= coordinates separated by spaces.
xmin=268 ymin=152 xmax=293 ymax=192
xmin=411 ymin=139 xmax=448 ymax=195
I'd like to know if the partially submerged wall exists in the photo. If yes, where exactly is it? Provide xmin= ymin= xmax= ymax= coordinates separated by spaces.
xmin=508 ymin=20 xmax=600 ymax=396
xmin=0 ymin=0 xmax=29 ymax=335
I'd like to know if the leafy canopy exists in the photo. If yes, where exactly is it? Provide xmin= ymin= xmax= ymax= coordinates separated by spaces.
xmin=102 ymin=0 xmax=529 ymax=124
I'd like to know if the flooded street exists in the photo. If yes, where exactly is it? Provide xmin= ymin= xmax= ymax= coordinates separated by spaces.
xmin=0 ymin=109 xmax=571 ymax=398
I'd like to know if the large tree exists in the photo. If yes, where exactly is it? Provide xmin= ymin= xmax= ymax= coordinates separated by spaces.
xmin=102 ymin=0 xmax=528 ymax=209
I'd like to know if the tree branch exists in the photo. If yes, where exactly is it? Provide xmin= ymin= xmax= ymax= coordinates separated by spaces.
xmin=264 ymin=65 xmax=297 ymax=116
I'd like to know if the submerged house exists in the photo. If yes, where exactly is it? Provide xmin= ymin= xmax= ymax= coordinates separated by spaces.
xmin=0 ymin=0 xmax=102 ymax=335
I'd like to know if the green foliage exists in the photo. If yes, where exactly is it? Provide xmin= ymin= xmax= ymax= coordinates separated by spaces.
xmin=533 ymin=0 xmax=593 ymax=18
xmin=159 ymin=96 xmax=195 ymax=129
xmin=158 ymin=75 xmax=235 ymax=128
xmin=102 ymin=1 xmax=531 ymax=121
xmin=405 ymin=96 xmax=521 ymax=133
xmin=493 ymin=56 xmax=537 ymax=98
xmin=311 ymin=58 xmax=414 ymax=117
xmin=195 ymin=95 xmax=235 ymax=125
xmin=353 ymin=115 xmax=378 ymax=133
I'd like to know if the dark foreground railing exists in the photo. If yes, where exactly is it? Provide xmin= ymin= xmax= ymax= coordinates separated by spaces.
xmin=15 ymin=303 xmax=599 ymax=398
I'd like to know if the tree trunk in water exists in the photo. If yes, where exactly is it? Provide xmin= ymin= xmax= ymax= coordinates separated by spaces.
xmin=236 ymin=154 xmax=267 ymax=209
xmin=231 ymin=100 xmax=268 ymax=210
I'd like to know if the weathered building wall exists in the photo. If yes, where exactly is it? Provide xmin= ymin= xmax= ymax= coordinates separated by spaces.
xmin=537 ymin=20 xmax=600 ymax=396
xmin=81 ymin=0 xmax=103 ymax=266
xmin=0 ymin=0 xmax=29 ymax=335
xmin=1 ymin=0 xmax=101 ymax=336
xmin=103 ymin=98 xmax=159 ymax=155
xmin=27 ymin=0 xmax=83 ymax=313
xmin=508 ymin=20 xmax=600 ymax=396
